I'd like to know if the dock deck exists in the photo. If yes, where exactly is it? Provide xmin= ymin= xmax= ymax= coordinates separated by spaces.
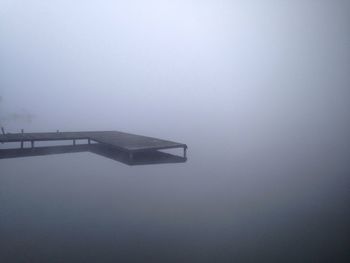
xmin=0 ymin=130 xmax=188 ymax=161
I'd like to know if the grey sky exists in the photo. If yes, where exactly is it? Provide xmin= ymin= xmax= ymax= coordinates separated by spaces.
xmin=1 ymin=0 xmax=349 ymax=150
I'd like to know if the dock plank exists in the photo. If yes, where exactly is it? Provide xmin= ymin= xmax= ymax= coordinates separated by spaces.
xmin=0 ymin=131 xmax=187 ymax=154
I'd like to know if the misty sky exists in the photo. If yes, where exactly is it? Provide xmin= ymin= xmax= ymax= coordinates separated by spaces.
xmin=1 ymin=0 xmax=349 ymax=151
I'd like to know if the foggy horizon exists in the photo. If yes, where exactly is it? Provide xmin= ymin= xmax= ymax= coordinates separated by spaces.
xmin=1 ymin=1 xmax=349 ymax=262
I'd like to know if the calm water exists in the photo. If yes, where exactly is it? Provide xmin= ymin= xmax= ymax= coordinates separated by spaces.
xmin=1 ymin=131 xmax=349 ymax=262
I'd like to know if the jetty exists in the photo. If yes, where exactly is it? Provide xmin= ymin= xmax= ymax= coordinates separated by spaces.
xmin=0 ymin=130 xmax=187 ymax=165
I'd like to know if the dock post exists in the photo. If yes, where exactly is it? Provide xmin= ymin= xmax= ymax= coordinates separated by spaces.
xmin=1 ymin=127 xmax=5 ymax=135
xmin=88 ymin=139 xmax=91 ymax=145
xmin=31 ymin=141 xmax=34 ymax=148
xmin=21 ymin=129 xmax=24 ymax=148
xmin=183 ymin=146 xmax=187 ymax=158
xmin=73 ymin=140 xmax=76 ymax=146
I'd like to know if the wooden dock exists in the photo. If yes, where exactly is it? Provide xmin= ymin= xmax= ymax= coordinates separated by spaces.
xmin=0 ymin=130 xmax=188 ymax=162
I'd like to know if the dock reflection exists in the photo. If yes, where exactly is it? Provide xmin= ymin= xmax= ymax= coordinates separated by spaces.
xmin=0 ymin=144 xmax=187 ymax=165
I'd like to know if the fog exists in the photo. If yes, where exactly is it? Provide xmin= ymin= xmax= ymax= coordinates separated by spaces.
xmin=1 ymin=1 xmax=350 ymax=262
